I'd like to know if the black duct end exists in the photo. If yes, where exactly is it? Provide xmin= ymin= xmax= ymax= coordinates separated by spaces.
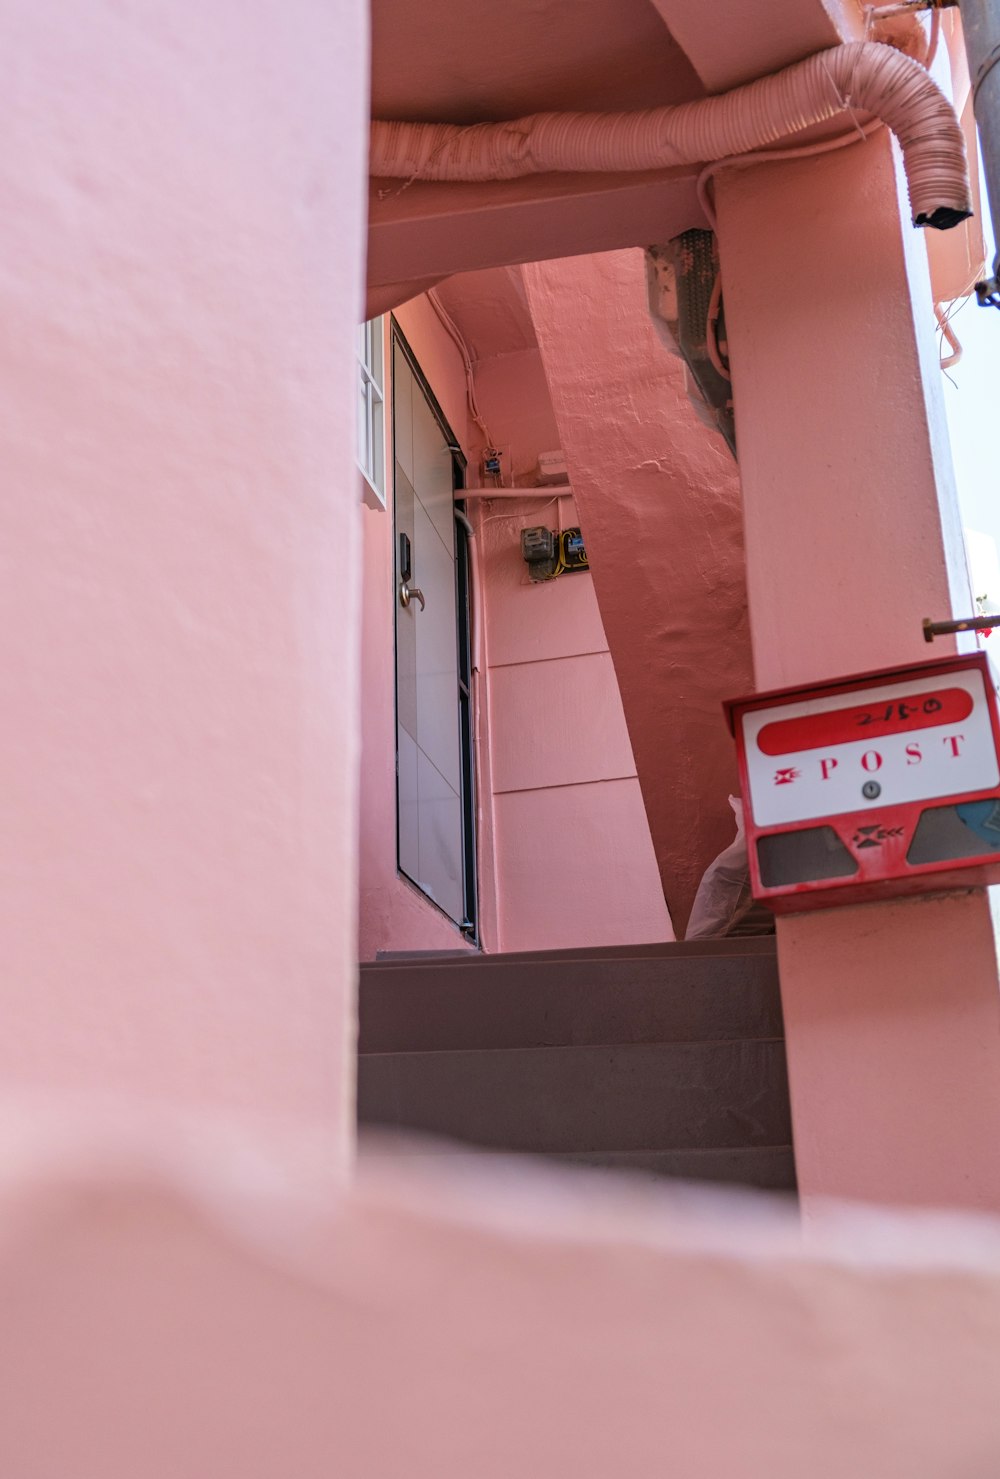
xmin=915 ymin=204 xmax=974 ymax=231
xmin=661 ymin=229 xmax=737 ymax=459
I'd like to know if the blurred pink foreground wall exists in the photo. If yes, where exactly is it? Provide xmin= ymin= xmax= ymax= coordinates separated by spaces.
xmin=1 ymin=1111 xmax=1000 ymax=1478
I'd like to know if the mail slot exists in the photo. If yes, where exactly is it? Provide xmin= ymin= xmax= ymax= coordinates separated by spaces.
xmin=724 ymin=651 xmax=1000 ymax=913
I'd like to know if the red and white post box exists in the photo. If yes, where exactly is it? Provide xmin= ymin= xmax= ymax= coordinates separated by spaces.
xmin=724 ymin=651 xmax=1000 ymax=913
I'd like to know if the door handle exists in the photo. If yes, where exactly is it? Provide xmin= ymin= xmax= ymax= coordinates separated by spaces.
xmin=399 ymin=581 xmax=425 ymax=611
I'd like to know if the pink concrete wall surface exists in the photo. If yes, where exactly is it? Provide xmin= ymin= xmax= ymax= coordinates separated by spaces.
xmin=467 ymin=330 xmax=673 ymax=952
xmin=358 ymin=283 xmax=672 ymax=956
xmin=0 ymin=0 xmax=368 ymax=1157
xmin=524 ymin=249 xmax=754 ymax=936
xmin=5 ymin=1115 xmax=1000 ymax=1476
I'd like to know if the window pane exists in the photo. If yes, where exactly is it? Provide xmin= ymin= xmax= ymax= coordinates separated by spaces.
xmin=366 ymin=390 xmax=376 ymax=481
xmin=356 ymin=316 xmax=384 ymax=494
xmin=372 ymin=394 xmax=384 ymax=488
xmin=368 ymin=320 xmax=383 ymax=393
xmin=358 ymin=376 xmax=371 ymax=478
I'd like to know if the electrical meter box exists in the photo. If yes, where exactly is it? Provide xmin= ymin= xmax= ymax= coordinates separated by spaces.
xmin=724 ymin=651 xmax=1000 ymax=914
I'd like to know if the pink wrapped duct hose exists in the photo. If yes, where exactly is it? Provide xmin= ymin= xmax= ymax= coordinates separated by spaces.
xmin=370 ymin=41 xmax=971 ymax=229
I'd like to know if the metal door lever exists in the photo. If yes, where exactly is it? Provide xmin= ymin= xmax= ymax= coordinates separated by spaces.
xmin=399 ymin=581 xmax=425 ymax=611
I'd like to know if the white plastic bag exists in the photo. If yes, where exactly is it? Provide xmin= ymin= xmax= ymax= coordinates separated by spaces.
xmin=685 ymin=797 xmax=765 ymax=940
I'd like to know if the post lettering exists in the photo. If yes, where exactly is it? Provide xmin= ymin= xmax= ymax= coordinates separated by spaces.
xmin=820 ymin=758 xmax=838 ymax=780
xmin=943 ymin=734 xmax=965 ymax=758
xmin=861 ymin=751 xmax=883 ymax=773
xmin=905 ymin=742 xmax=923 ymax=765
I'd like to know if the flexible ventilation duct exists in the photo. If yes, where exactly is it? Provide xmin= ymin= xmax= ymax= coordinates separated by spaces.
xmin=371 ymin=41 xmax=971 ymax=229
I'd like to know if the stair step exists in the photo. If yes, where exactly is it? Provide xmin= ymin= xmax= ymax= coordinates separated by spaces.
xmin=555 ymin=1146 xmax=795 ymax=1190
xmin=365 ymin=1142 xmax=796 ymax=1192
xmin=372 ymin=937 xmax=777 ymax=967
xmin=357 ymin=1039 xmax=791 ymax=1154
xmin=359 ymin=945 xmax=782 ymax=1054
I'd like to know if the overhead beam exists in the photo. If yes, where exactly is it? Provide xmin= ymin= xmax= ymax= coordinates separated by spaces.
xmin=646 ymin=0 xmax=852 ymax=92
xmin=367 ymin=0 xmax=859 ymax=306
xmin=368 ymin=168 xmax=704 ymax=303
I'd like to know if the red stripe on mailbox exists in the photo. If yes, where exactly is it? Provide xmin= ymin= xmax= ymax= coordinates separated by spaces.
xmin=756 ymin=687 xmax=973 ymax=756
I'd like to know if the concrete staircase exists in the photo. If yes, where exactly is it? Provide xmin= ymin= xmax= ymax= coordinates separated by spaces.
xmin=357 ymin=937 xmax=794 ymax=1192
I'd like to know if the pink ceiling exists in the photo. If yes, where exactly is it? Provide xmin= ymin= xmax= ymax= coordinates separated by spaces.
xmin=434 ymin=267 xmax=537 ymax=361
xmin=370 ymin=0 xmax=706 ymax=125
xmin=367 ymin=0 xmax=710 ymax=310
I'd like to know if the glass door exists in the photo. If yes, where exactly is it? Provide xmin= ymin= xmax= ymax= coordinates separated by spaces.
xmin=392 ymin=327 xmax=476 ymax=935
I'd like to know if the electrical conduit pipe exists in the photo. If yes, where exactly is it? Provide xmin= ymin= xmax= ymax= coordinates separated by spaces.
xmin=371 ymin=41 xmax=971 ymax=229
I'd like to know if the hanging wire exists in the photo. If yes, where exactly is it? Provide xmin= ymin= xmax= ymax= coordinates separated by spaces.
xmin=426 ymin=287 xmax=494 ymax=446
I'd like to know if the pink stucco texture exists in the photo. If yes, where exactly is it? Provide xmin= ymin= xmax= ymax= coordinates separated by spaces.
xmin=0 ymin=0 xmax=368 ymax=1156
xmin=524 ymin=250 xmax=753 ymax=934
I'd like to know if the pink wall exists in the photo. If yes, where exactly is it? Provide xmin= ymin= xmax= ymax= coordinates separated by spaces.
xmin=357 ymin=283 xmax=672 ymax=956
xmin=524 ymin=250 xmax=754 ymax=935
xmin=468 ymin=340 xmax=673 ymax=951
xmin=0 ymin=0 xmax=368 ymax=1155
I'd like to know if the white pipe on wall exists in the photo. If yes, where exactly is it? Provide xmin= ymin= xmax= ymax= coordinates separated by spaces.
xmin=460 ymin=486 xmax=573 ymax=499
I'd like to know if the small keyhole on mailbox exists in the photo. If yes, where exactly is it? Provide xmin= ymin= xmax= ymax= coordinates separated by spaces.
xmin=399 ymin=532 xmax=412 ymax=582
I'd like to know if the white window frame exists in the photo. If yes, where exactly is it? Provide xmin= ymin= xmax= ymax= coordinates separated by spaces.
xmin=357 ymin=317 xmax=386 ymax=508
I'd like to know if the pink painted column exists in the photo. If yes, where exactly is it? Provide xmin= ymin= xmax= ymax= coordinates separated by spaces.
xmin=717 ymin=135 xmax=1000 ymax=1212
xmin=0 ymin=0 xmax=369 ymax=1162
xmin=524 ymin=251 xmax=753 ymax=934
